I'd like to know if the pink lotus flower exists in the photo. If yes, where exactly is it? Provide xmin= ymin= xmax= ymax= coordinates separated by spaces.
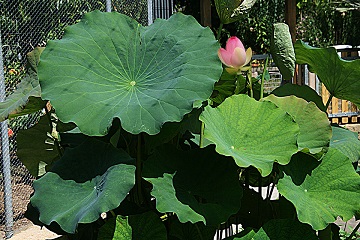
xmin=218 ymin=36 xmax=252 ymax=74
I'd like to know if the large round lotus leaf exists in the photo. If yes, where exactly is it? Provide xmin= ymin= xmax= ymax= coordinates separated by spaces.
xmin=277 ymin=148 xmax=360 ymax=230
xmin=38 ymin=10 xmax=222 ymax=136
xmin=30 ymin=138 xmax=136 ymax=233
xmin=199 ymin=94 xmax=299 ymax=177
xmin=231 ymin=219 xmax=317 ymax=240
xmin=295 ymin=40 xmax=360 ymax=107
xmin=271 ymin=83 xmax=326 ymax=112
xmin=264 ymin=95 xmax=331 ymax=153
xmin=143 ymin=145 xmax=242 ymax=225
xmin=330 ymin=126 xmax=360 ymax=163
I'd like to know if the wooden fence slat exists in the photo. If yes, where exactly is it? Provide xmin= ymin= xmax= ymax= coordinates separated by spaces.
xmin=332 ymin=97 xmax=339 ymax=123
xmin=351 ymin=103 xmax=358 ymax=123
xmin=341 ymin=100 xmax=348 ymax=124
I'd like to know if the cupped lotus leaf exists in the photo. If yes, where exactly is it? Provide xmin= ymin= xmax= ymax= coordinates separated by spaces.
xmin=295 ymin=40 xmax=360 ymax=107
xmin=231 ymin=219 xmax=317 ymax=240
xmin=38 ymin=10 xmax=222 ymax=136
xmin=143 ymin=145 xmax=242 ymax=225
xmin=330 ymin=126 xmax=360 ymax=163
xmin=271 ymin=83 xmax=326 ymax=112
xmin=264 ymin=94 xmax=331 ymax=153
xmin=0 ymin=47 xmax=46 ymax=121
xmin=215 ymin=0 xmax=256 ymax=24
xmin=270 ymin=23 xmax=295 ymax=80
xmin=199 ymin=94 xmax=299 ymax=177
xmin=0 ymin=73 xmax=44 ymax=121
xmin=17 ymin=115 xmax=58 ymax=177
xmin=277 ymin=148 xmax=360 ymax=230
xmin=30 ymin=138 xmax=136 ymax=233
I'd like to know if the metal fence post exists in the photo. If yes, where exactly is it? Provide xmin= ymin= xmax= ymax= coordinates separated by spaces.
xmin=106 ymin=0 xmax=111 ymax=12
xmin=148 ymin=0 xmax=153 ymax=25
xmin=0 ymin=32 xmax=14 ymax=239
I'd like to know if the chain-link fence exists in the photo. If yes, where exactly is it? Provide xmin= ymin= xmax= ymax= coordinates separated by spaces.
xmin=0 ymin=0 xmax=154 ymax=238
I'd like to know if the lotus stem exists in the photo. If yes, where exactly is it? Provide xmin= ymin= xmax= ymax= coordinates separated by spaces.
xmin=199 ymin=122 xmax=205 ymax=148
xmin=135 ymin=134 xmax=143 ymax=204
xmin=325 ymin=93 xmax=334 ymax=112
xmin=346 ymin=221 xmax=360 ymax=240
xmin=260 ymin=57 xmax=269 ymax=99
xmin=216 ymin=23 xmax=223 ymax=41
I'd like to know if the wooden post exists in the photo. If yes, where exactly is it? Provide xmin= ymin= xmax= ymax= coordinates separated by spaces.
xmin=200 ymin=0 xmax=211 ymax=27
xmin=285 ymin=0 xmax=296 ymax=43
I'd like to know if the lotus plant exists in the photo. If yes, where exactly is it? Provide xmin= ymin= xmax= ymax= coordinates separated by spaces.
xmin=218 ymin=36 xmax=252 ymax=74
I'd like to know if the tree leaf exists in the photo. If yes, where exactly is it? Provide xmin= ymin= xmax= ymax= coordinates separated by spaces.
xmin=277 ymin=148 xmax=360 ymax=230
xmin=30 ymin=138 xmax=136 ymax=233
xmin=271 ymin=83 xmax=326 ymax=112
xmin=27 ymin=47 xmax=45 ymax=73
xmin=270 ymin=23 xmax=295 ymax=80
xmin=199 ymin=94 xmax=299 ymax=177
xmin=330 ymin=126 xmax=360 ymax=163
xmin=17 ymin=115 xmax=58 ymax=177
xmin=264 ymin=94 xmax=331 ymax=153
xmin=38 ymin=11 xmax=222 ymax=136
xmin=232 ymin=219 xmax=317 ymax=240
xmin=295 ymin=40 xmax=360 ymax=107
xmin=143 ymin=145 xmax=242 ymax=225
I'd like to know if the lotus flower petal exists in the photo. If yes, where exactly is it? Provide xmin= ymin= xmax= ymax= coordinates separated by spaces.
xmin=230 ymin=47 xmax=246 ymax=68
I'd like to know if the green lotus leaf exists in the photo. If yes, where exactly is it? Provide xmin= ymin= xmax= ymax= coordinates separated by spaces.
xmin=0 ymin=73 xmax=44 ymax=121
xmin=231 ymin=219 xmax=317 ymax=240
xmin=264 ymin=94 xmax=331 ymax=153
xmin=30 ymin=138 xmax=136 ymax=233
xmin=38 ymin=10 xmax=222 ymax=136
xmin=271 ymin=83 xmax=326 ymax=112
xmin=270 ymin=23 xmax=295 ymax=80
xmin=27 ymin=47 xmax=45 ymax=73
xmin=295 ymin=40 xmax=360 ymax=107
xmin=169 ymin=220 xmax=217 ymax=240
xmin=200 ymin=94 xmax=299 ymax=177
xmin=277 ymin=148 xmax=360 ymax=230
xmin=330 ymin=126 xmax=360 ymax=163
xmin=17 ymin=115 xmax=59 ymax=177
xmin=143 ymin=145 xmax=242 ymax=225
xmin=215 ymin=0 xmax=256 ymax=24
xmin=129 ymin=211 xmax=167 ymax=240
xmin=98 ymin=216 xmax=133 ymax=240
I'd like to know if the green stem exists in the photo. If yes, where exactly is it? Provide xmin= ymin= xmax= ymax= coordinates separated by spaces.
xmin=325 ymin=93 xmax=334 ymax=111
xmin=135 ymin=134 xmax=143 ymax=204
xmin=195 ymin=224 xmax=204 ymax=240
xmin=346 ymin=221 xmax=360 ymax=240
xmin=199 ymin=122 xmax=205 ymax=148
xmin=248 ymin=70 xmax=253 ymax=98
xmin=260 ymin=57 xmax=269 ymax=99
xmin=216 ymin=23 xmax=223 ymax=41
xmin=44 ymin=107 xmax=63 ymax=157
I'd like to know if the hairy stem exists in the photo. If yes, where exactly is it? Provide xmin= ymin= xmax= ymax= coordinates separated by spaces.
xmin=216 ymin=23 xmax=223 ymax=41
xmin=135 ymin=134 xmax=143 ymax=204
xmin=325 ymin=93 xmax=334 ymax=111
xmin=248 ymin=70 xmax=253 ymax=98
xmin=260 ymin=57 xmax=269 ymax=99
xmin=45 ymin=107 xmax=63 ymax=157
xmin=199 ymin=121 xmax=205 ymax=148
